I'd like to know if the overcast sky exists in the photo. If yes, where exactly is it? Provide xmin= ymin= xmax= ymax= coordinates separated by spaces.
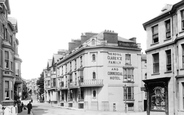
xmin=9 ymin=0 xmax=180 ymax=80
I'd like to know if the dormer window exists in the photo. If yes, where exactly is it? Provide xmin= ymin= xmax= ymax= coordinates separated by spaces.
xmin=152 ymin=25 xmax=159 ymax=43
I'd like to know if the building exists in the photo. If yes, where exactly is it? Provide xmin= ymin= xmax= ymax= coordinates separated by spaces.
xmin=44 ymin=30 xmax=146 ymax=112
xmin=0 ymin=0 xmax=22 ymax=106
xmin=143 ymin=1 xmax=184 ymax=115
xmin=44 ymin=50 xmax=66 ymax=104
xmin=26 ymin=78 xmax=38 ymax=96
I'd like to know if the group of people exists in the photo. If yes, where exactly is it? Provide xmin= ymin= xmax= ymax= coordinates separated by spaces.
xmin=16 ymin=99 xmax=33 ymax=114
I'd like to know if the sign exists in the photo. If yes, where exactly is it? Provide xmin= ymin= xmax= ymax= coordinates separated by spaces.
xmin=118 ymin=41 xmax=138 ymax=48
xmin=107 ymin=52 xmax=122 ymax=65
xmin=108 ymin=67 xmax=122 ymax=80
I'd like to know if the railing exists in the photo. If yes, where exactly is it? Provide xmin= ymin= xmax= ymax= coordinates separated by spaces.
xmin=80 ymin=79 xmax=103 ymax=87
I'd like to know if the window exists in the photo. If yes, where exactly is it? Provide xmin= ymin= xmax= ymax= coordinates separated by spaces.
xmin=75 ymin=59 xmax=77 ymax=70
xmin=125 ymin=54 xmax=131 ymax=65
xmin=153 ymin=53 xmax=159 ymax=73
xmin=123 ymin=68 xmax=134 ymax=82
xmin=53 ymin=78 xmax=56 ymax=87
xmin=166 ymin=50 xmax=171 ymax=71
xmin=124 ymin=87 xmax=134 ymax=100
xmin=93 ymin=90 xmax=96 ymax=98
xmin=5 ymin=51 xmax=9 ymax=69
xmin=92 ymin=54 xmax=96 ymax=61
xmin=165 ymin=19 xmax=171 ymax=38
xmin=182 ymin=83 xmax=184 ymax=109
xmin=93 ymin=72 xmax=96 ymax=80
xmin=80 ymin=56 xmax=83 ymax=67
xmin=181 ymin=10 xmax=184 ymax=30
xmin=152 ymin=25 xmax=159 ymax=43
xmin=182 ymin=44 xmax=184 ymax=68
xmin=70 ymin=62 xmax=72 ymax=72
xmin=5 ymin=81 xmax=10 ymax=100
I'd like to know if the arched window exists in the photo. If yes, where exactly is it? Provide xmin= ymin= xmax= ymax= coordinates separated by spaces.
xmin=93 ymin=72 xmax=96 ymax=79
xmin=93 ymin=90 xmax=96 ymax=98
xmin=92 ymin=54 xmax=96 ymax=61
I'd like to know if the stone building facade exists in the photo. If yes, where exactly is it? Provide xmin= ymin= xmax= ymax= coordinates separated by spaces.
xmin=43 ymin=31 xmax=146 ymax=112
xmin=143 ymin=1 xmax=184 ymax=115
xmin=0 ymin=0 xmax=22 ymax=106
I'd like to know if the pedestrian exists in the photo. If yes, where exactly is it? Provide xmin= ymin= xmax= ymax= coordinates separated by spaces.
xmin=21 ymin=102 xmax=24 ymax=111
xmin=27 ymin=101 xmax=32 ymax=114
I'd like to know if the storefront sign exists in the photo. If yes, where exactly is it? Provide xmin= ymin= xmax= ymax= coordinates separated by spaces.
xmin=118 ymin=41 xmax=138 ymax=48
xmin=107 ymin=52 xmax=122 ymax=65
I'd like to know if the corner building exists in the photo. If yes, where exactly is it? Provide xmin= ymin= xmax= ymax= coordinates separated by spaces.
xmin=53 ymin=31 xmax=144 ymax=112
xmin=143 ymin=1 xmax=184 ymax=115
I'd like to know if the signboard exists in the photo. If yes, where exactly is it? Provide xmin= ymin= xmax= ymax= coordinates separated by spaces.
xmin=108 ymin=67 xmax=122 ymax=80
xmin=107 ymin=52 xmax=122 ymax=65
xmin=118 ymin=41 xmax=138 ymax=48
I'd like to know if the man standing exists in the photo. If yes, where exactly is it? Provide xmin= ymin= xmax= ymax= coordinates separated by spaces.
xmin=27 ymin=101 xmax=32 ymax=114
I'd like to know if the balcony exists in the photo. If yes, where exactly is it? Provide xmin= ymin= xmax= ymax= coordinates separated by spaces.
xmin=80 ymin=79 xmax=103 ymax=87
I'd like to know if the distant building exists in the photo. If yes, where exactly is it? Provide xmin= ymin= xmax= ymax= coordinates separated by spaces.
xmin=143 ymin=1 xmax=184 ymax=115
xmin=26 ymin=78 xmax=38 ymax=95
xmin=44 ymin=30 xmax=146 ymax=112
xmin=0 ymin=0 xmax=22 ymax=106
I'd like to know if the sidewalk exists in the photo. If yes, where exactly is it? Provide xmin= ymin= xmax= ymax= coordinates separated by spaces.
xmin=17 ymin=109 xmax=33 ymax=115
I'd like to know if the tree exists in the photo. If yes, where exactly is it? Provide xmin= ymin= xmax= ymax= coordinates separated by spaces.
xmin=22 ymin=80 xmax=28 ymax=100
xmin=37 ymin=72 xmax=44 ymax=97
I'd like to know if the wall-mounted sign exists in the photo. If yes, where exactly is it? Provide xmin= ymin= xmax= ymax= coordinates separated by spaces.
xmin=118 ymin=41 xmax=138 ymax=48
xmin=108 ymin=67 xmax=122 ymax=80
xmin=107 ymin=52 xmax=122 ymax=65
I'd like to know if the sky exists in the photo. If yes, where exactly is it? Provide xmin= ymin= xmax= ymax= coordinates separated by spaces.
xmin=9 ymin=0 xmax=180 ymax=80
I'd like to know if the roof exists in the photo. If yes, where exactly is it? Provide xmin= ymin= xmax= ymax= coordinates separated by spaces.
xmin=53 ymin=54 xmax=63 ymax=63
xmin=91 ymin=31 xmax=134 ymax=43
xmin=143 ymin=1 xmax=184 ymax=30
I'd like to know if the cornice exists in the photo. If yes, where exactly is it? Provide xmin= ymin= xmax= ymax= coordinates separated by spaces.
xmin=57 ymin=45 xmax=141 ymax=65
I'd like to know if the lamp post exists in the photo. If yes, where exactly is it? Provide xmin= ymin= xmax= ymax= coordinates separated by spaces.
xmin=124 ymin=84 xmax=127 ymax=113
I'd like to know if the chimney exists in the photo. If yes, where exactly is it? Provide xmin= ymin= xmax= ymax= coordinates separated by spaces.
xmin=68 ymin=42 xmax=77 ymax=52
xmin=129 ymin=37 xmax=136 ymax=42
xmin=103 ymin=30 xmax=118 ymax=43
xmin=58 ymin=49 xmax=67 ymax=55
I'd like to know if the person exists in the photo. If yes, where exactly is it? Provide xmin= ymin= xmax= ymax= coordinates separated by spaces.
xmin=27 ymin=101 xmax=32 ymax=114
xmin=21 ymin=102 xmax=24 ymax=111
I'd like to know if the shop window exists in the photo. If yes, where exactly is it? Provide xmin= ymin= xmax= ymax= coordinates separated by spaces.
xmin=151 ymin=86 xmax=165 ymax=111
xmin=153 ymin=53 xmax=159 ymax=73
xmin=165 ymin=50 xmax=171 ymax=71
xmin=152 ymin=25 xmax=159 ymax=43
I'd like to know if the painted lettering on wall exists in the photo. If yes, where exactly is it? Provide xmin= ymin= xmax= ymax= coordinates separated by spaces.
xmin=107 ymin=52 xmax=122 ymax=65
xmin=108 ymin=68 xmax=122 ymax=80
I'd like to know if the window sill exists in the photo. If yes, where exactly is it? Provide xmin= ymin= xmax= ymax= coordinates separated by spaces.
xmin=164 ymin=38 xmax=171 ymax=42
xmin=123 ymin=81 xmax=134 ymax=83
xmin=151 ymin=73 xmax=160 ymax=76
xmin=2 ymin=100 xmax=14 ymax=102
xmin=164 ymin=71 xmax=172 ymax=74
xmin=180 ymin=68 xmax=184 ymax=71
xmin=150 ymin=110 xmax=165 ymax=112
xmin=150 ymin=42 xmax=159 ymax=46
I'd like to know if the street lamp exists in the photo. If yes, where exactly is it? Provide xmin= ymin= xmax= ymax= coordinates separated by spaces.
xmin=124 ymin=84 xmax=127 ymax=113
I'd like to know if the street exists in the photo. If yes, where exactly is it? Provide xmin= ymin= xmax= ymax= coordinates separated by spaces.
xmin=30 ymin=101 xmax=146 ymax=115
